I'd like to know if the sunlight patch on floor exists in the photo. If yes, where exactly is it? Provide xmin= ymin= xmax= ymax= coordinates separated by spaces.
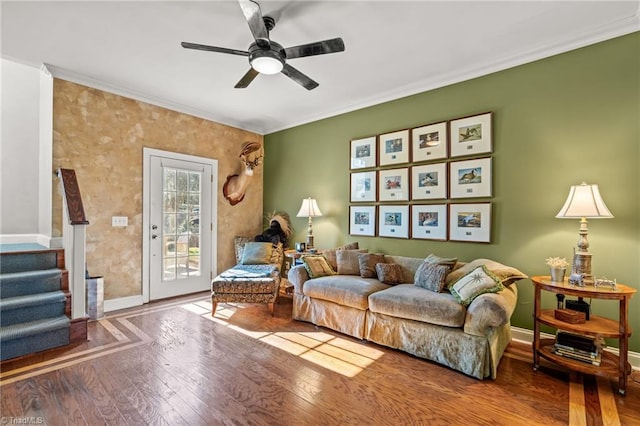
xmin=181 ymin=300 xmax=384 ymax=377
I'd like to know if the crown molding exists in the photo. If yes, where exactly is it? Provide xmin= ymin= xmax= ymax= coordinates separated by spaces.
xmin=44 ymin=12 xmax=640 ymax=136
xmin=261 ymin=13 xmax=640 ymax=134
xmin=44 ymin=64 xmax=252 ymax=133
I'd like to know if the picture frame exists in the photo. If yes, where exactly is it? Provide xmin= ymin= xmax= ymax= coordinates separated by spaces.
xmin=379 ymin=168 xmax=409 ymax=201
xmin=411 ymin=163 xmax=447 ymax=200
xmin=449 ymin=203 xmax=491 ymax=243
xmin=349 ymin=205 xmax=376 ymax=237
xmin=379 ymin=129 xmax=410 ymax=166
xmin=449 ymin=112 xmax=492 ymax=157
xmin=350 ymin=136 xmax=377 ymax=169
xmin=411 ymin=204 xmax=447 ymax=240
xmin=350 ymin=171 xmax=377 ymax=202
xmin=378 ymin=205 xmax=409 ymax=239
xmin=449 ymin=157 xmax=492 ymax=198
xmin=411 ymin=121 xmax=448 ymax=162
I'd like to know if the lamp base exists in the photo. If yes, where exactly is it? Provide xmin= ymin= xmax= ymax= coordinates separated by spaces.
xmin=306 ymin=235 xmax=314 ymax=249
xmin=572 ymin=252 xmax=592 ymax=282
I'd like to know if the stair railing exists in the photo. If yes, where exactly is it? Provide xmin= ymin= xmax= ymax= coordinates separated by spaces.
xmin=57 ymin=168 xmax=89 ymax=319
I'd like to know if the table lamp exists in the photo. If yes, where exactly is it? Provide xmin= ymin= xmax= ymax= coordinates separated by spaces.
xmin=555 ymin=182 xmax=613 ymax=281
xmin=296 ymin=197 xmax=322 ymax=249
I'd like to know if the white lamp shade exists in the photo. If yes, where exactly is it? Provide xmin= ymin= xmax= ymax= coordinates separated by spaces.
xmin=297 ymin=198 xmax=323 ymax=218
xmin=556 ymin=182 xmax=613 ymax=219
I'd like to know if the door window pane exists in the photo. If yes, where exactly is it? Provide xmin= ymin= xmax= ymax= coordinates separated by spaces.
xmin=162 ymin=166 xmax=202 ymax=281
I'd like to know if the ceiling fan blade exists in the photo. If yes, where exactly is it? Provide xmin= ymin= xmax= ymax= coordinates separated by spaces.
xmin=238 ymin=0 xmax=270 ymax=49
xmin=181 ymin=42 xmax=248 ymax=57
xmin=234 ymin=68 xmax=260 ymax=89
xmin=281 ymin=64 xmax=319 ymax=90
xmin=284 ymin=38 xmax=345 ymax=59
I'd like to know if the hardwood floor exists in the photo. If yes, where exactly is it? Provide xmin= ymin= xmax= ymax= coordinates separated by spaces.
xmin=2 ymin=292 xmax=639 ymax=425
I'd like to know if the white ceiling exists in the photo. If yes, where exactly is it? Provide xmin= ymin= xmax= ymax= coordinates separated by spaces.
xmin=2 ymin=1 xmax=639 ymax=135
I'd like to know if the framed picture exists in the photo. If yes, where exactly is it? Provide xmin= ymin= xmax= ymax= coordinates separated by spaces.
xmin=449 ymin=203 xmax=491 ymax=243
xmin=411 ymin=204 xmax=447 ymax=240
xmin=350 ymin=136 xmax=377 ymax=169
xmin=449 ymin=112 xmax=492 ymax=157
xmin=411 ymin=163 xmax=447 ymax=200
xmin=349 ymin=205 xmax=376 ymax=236
xmin=411 ymin=121 xmax=448 ymax=162
xmin=350 ymin=171 xmax=377 ymax=202
xmin=379 ymin=168 xmax=409 ymax=201
xmin=378 ymin=205 xmax=409 ymax=239
xmin=379 ymin=129 xmax=410 ymax=166
xmin=449 ymin=157 xmax=492 ymax=198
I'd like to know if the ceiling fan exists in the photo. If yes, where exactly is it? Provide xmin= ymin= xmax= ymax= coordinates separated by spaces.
xmin=181 ymin=0 xmax=345 ymax=90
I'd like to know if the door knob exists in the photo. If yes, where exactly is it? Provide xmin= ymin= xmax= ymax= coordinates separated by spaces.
xmin=152 ymin=234 xmax=158 ymax=239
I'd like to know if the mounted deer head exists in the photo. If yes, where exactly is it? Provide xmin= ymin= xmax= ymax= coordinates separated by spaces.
xmin=223 ymin=141 xmax=263 ymax=205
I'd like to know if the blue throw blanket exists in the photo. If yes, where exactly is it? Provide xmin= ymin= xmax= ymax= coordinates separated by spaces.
xmin=220 ymin=264 xmax=277 ymax=279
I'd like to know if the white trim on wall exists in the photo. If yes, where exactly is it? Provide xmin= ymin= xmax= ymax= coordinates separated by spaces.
xmin=104 ymin=295 xmax=144 ymax=313
xmin=39 ymin=65 xmax=54 ymax=240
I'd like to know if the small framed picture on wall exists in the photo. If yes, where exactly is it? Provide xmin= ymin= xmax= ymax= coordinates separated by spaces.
xmin=449 ymin=157 xmax=492 ymax=198
xmin=411 ymin=121 xmax=448 ymax=162
xmin=379 ymin=168 xmax=409 ymax=201
xmin=449 ymin=112 xmax=492 ymax=157
xmin=449 ymin=203 xmax=491 ymax=243
xmin=350 ymin=171 xmax=377 ymax=202
xmin=350 ymin=136 xmax=377 ymax=169
xmin=379 ymin=129 xmax=410 ymax=166
xmin=378 ymin=205 xmax=409 ymax=239
xmin=411 ymin=163 xmax=447 ymax=200
xmin=411 ymin=204 xmax=447 ymax=240
xmin=349 ymin=205 xmax=376 ymax=236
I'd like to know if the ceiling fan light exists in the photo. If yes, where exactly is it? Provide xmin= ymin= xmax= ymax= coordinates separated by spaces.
xmin=251 ymin=52 xmax=284 ymax=74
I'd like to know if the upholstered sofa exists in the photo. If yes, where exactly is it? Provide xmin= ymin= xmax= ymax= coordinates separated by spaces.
xmin=288 ymin=249 xmax=526 ymax=379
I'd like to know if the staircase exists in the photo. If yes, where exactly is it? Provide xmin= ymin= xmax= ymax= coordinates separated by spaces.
xmin=0 ymin=244 xmax=88 ymax=362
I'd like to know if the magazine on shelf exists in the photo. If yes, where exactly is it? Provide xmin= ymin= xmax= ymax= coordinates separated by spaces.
xmin=553 ymin=330 xmax=603 ymax=366
xmin=555 ymin=330 xmax=597 ymax=353
xmin=553 ymin=343 xmax=598 ymax=358
xmin=552 ymin=347 xmax=602 ymax=366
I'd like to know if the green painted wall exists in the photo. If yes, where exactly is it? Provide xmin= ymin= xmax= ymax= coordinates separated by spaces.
xmin=264 ymin=33 xmax=640 ymax=352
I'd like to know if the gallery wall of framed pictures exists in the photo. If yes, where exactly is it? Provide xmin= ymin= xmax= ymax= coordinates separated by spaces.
xmin=348 ymin=111 xmax=493 ymax=242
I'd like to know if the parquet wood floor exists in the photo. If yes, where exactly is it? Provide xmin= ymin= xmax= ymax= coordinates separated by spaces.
xmin=1 ymin=292 xmax=639 ymax=425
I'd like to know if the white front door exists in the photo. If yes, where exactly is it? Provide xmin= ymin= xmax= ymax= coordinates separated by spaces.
xmin=143 ymin=148 xmax=217 ymax=301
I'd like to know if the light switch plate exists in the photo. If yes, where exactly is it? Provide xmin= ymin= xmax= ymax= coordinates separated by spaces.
xmin=112 ymin=216 xmax=128 ymax=227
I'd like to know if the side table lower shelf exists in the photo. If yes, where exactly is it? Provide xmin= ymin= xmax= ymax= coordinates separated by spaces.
xmin=536 ymin=338 xmax=630 ymax=378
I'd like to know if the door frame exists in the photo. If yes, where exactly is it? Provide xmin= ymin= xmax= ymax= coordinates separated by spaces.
xmin=142 ymin=147 xmax=218 ymax=303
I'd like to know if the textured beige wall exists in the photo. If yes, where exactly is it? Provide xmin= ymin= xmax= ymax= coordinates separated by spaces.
xmin=52 ymin=79 xmax=263 ymax=299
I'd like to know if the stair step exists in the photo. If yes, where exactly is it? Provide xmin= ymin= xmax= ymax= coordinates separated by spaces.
xmin=0 ymin=316 xmax=70 ymax=361
xmin=0 ymin=269 xmax=63 ymax=298
xmin=0 ymin=249 xmax=62 ymax=273
xmin=0 ymin=291 xmax=67 ymax=326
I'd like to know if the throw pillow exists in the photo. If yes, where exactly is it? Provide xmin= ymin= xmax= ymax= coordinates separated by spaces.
xmin=424 ymin=253 xmax=458 ymax=267
xmin=336 ymin=249 xmax=368 ymax=275
xmin=233 ymin=236 xmax=251 ymax=263
xmin=358 ymin=253 xmax=386 ymax=278
xmin=449 ymin=265 xmax=504 ymax=306
xmin=445 ymin=258 xmax=528 ymax=287
xmin=240 ymin=242 xmax=273 ymax=265
xmin=269 ymin=242 xmax=284 ymax=268
xmin=302 ymin=255 xmax=336 ymax=278
xmin=375 ymin=263 xmax=403 ymax=285
xmin=323 ymin=242 xmax=360 ymax=270
xmin=414 ymin=261 xmax=452 ymax=292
